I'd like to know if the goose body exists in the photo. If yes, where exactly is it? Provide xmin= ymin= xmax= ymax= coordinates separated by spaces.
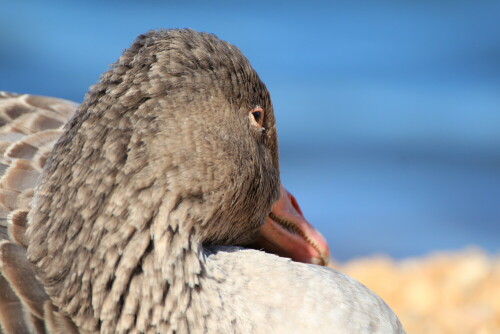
xmin=203 ymin=247 xmax=403 ymax=333
xmin=0 ymin=29 xmax=404 ymax=333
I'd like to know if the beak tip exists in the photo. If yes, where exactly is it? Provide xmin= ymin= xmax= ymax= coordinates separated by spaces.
xmin=311 ymin=251 xmax=330 ymax=266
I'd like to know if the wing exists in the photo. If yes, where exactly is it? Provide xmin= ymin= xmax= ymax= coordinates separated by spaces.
xmin=0 ymin=92 xmax=79 ymax=334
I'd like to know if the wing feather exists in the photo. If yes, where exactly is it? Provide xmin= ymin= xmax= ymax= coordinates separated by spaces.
xmin=0 ymin=92 xmax=78 ymax=333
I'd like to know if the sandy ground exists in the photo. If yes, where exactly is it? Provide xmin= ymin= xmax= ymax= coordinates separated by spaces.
xmin=330 ymin=248 xmax=500 ymax=333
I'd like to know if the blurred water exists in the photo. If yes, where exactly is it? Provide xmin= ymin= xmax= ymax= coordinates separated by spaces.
xmin=1 ymin=0 xmax=499 ymax=260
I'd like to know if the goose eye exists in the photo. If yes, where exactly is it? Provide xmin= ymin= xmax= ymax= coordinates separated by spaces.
xmin=252 ymin=111 xmax=262 ymax=122
xmin=249 ymin=107 xmax=265 ymax=128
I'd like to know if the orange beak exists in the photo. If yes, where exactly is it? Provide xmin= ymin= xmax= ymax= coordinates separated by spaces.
xmin=255 ymin=185 xmax=330 ymax=266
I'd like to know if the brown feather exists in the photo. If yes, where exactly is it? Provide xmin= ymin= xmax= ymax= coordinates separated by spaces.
xmin=26 ymin=313 xmax=47 ymax=334
xmin=0 ymin=189 xmax=22 ymax=211
xmin=0 ymin=274 xmax=32 ymax=334
xmin=0 ymin=204 xmax=10 ymax=223
xmin=8 ymin=210 xmax=29 ymax=248
xmin=1 ymin=160 xmax=40 ymax=192
xmin=0 ymin=241 xmax=49 ymax=319
xmin=43 ymin=302 xmax=78 ymax=334
xmin=5 ymin=131 xmax=63 ymax=158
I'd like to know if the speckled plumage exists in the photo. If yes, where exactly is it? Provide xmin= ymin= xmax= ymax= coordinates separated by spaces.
xmin=0 ymin=29 xmax=404 ymax=333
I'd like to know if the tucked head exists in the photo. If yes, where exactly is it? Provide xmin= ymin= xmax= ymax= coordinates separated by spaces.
xmin=31 ymin=29 xmax=280 ymax=251
xmin=24 ymin=29 xmax=329 ymax=330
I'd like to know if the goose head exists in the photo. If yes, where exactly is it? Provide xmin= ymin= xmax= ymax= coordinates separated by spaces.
xmin=25 ymin=29 xmax=329 ymax=330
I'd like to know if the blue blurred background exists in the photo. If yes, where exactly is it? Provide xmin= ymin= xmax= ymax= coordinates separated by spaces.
xmin=1 ymin=1 xmax=499 ymax=260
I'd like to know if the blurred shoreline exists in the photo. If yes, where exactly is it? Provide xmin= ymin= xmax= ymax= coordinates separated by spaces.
xmin=331 ymin=247 xmax=500 ymax=333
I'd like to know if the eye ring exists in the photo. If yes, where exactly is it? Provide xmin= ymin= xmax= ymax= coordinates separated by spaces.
xmin=249 ymin=107 xmax=265 ymax=129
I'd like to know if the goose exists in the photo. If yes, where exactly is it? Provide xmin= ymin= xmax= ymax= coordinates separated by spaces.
xmin=0 ymin=29 xmax=404 ymax=333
